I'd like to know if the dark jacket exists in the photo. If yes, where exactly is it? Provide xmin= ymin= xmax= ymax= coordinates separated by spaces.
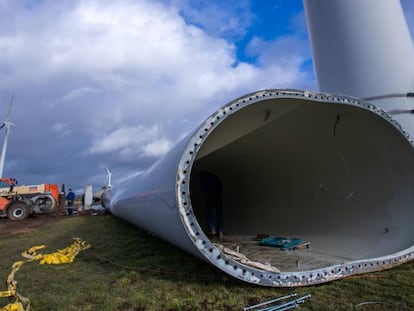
xmin=66 ymin=191 xmax=76 ymax=205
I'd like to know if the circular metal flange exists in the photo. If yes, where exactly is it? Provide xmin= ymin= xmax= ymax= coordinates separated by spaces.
xmin=177 ymin=88 xmax=414 ymax=286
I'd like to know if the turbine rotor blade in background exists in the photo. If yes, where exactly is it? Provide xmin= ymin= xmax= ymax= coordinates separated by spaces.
xmin=5 ymin=95 xmax=14 ymax=121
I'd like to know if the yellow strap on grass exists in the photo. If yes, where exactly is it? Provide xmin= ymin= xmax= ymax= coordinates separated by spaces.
xmin=22 ymin=238 xmax=90 ymax=265
xmin=0 ymin=302 xmax=24 ymax=311
xmin=1 ymin=238 xmax=90 ymax=311
xmin=0 ymin=292 xmax=12 ymax=298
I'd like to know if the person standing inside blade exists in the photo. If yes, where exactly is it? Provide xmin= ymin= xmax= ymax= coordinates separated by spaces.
xmin=199 ymin=171 xmax=223 ymax=240
xmin=66 ymin=188 xmax=76 ymax=216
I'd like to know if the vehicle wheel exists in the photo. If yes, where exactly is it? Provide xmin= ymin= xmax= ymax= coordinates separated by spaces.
xmin=44 ymin=197 xmax=53 ymax=209
xmin=7 ymin=202 xmax=30 ymax=220
xmin=33 ymin=196 xmax=55 ymax=212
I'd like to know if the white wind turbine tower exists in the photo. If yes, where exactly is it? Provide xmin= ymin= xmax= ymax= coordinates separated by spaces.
xmin=0 ymin=96 xmax=15 ymax=178
xmin=105 ymin=166 xmax=112 ymax=189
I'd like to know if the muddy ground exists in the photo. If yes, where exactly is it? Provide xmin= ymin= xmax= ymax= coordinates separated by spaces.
xmin=0 ymin=206 xmax=103 ymax=235
xmin=0 ymin=213 xmax=69 ymax=235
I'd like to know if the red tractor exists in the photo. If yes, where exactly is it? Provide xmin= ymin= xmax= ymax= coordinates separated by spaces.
xmin=0 ymin=178 xmax=60 ymax=220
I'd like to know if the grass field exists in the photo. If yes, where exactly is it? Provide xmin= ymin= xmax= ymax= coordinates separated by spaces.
xmin=0 ymin=214 xmax=413 ymax=310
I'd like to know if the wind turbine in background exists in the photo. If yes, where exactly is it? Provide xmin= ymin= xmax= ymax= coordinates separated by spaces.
xmin=0 ymin=96 xmax=15 ymax=178
xmin=105 ymin=166 xmax=112 ymax=189
xmin=92 ymin=166 xmax=113 ymax=206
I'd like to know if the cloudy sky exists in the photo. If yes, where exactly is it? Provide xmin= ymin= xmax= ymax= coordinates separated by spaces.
xmin=0 ymin=0 xmax=413 ymax=193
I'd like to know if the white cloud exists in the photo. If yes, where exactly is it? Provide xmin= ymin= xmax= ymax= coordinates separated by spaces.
xmin=142 ymin=138 xmax=173 ymax=157
xmin=60 ymin=88 xmax=100 ymax=103
xmin=245 ymin=35 xmax=312 ymax=88
xmin=171 ymin=0 xmax=254 ymax=39
xmin=0 ymin=0 xmax=314 ymax=189
xmin=52 ymin=122 xmax=71 ymax=138
xmin=88 ymin=124 xmax=172 ymax=158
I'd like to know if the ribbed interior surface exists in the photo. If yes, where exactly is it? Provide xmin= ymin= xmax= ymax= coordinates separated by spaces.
xmin=190 ymin=98 xmax=414 ymax=266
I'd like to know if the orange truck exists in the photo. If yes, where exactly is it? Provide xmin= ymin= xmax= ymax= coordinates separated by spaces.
xmin=0 ymin=178 xmax=60 ymax=220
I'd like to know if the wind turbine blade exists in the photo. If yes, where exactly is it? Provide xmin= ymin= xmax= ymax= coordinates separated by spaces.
xmin=5 ymin=95 xmax=14 ymax=121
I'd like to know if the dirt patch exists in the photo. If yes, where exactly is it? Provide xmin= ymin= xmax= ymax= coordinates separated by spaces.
xmin=0 ymin=213 xmax=70 ymax=235
xmin=0 ymin=206 xmax=107 ymax=235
